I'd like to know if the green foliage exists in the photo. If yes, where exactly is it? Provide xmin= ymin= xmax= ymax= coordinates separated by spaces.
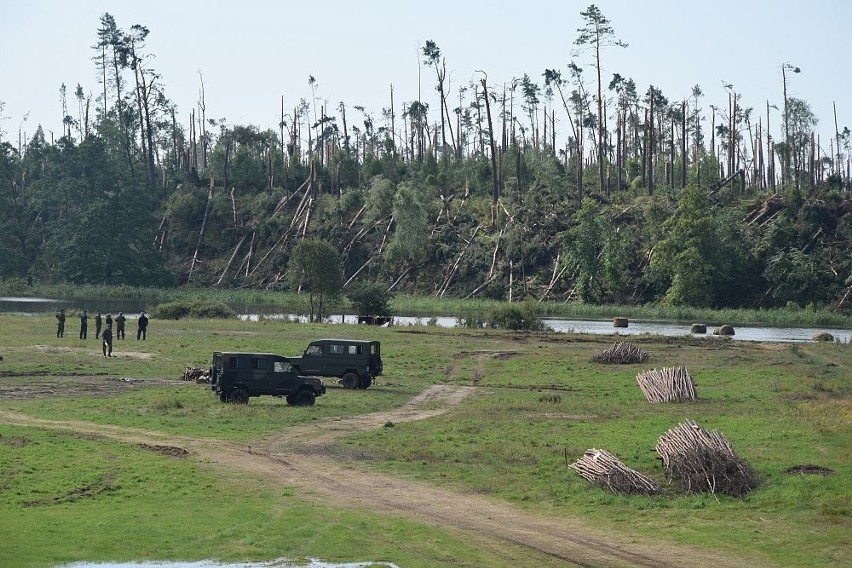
xmin=386 ymin=180 xmax=430 ymax=265
xmin=347 ymin=281 xmax=394 ymax=316
xmin=286 ymin=238 xmax=344 ymax=322
xmin=150 ymin=298 xmax=235 ymax=319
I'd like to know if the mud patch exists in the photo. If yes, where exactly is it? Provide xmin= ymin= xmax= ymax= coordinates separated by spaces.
xmin=785 ymin=464 xmax=834 ymax=476
xmin=24 ymin=473 xmax=117 ymax=507
xmin=139 ymin=443 xmax=189 ymax=458
xmin=0 ymin=434 xmax=31 ymax=447
xmin=0 ymin=375 xmax=189 ymax=399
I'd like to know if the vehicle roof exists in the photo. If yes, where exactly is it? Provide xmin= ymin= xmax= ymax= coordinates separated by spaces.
xmin=213 ymin=351 xmax=290 ymax=357
xmin=308 ymin=339 xmax=379 ymax=344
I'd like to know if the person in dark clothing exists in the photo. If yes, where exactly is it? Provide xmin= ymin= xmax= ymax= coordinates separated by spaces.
xmin=79 ymin=310 xmax=88 ymax=339
xmin=56 ymin=309 xmax=66 ymax=338
xmin=95 ymin=312 xmax=103 ymax=339
xmin=106 ymin=313 xmax=113 ymax=328
xmin=137 ymin=312 xmax=149 ymax=340
xmin=102 ymin=325 xmax=113 ymax=357
xmin=115 ymin=312 xmax=126 ymax=340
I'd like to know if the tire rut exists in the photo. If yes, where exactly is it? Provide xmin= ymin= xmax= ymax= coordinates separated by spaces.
xmin=0 ymin=386 xmax=761 ymax=568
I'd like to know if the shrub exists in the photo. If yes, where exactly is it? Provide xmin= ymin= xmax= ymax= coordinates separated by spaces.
xmin=151 ymin=299 xmax=235 ymax=320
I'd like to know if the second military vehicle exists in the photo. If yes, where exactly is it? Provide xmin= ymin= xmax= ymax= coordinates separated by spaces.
xmin=288 ymin=339 xmax=383 ymax=389
xmin=210 ymin=351 xmax=326 ymax=405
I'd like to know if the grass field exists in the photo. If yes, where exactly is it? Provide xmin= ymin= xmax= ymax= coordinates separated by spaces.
xmin=0 ymin=313 xmax=849 ymax=567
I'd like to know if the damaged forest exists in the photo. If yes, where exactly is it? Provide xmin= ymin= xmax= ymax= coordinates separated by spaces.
xmin=1 ymin=9 xmax=851 ymax=312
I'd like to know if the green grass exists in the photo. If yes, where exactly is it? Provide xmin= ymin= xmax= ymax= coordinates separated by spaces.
xmin=0 ymin=425 xmax=549 ymax=568
xmin=0 ymin=313 xmax=850 ymax=566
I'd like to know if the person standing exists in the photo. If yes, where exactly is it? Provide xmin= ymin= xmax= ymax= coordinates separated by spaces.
xmin=102 ymin=325 xmax=113 ymax=357
xmin=95 ymin=312 xmax=103 ymax=339
xmin=106 ymin=313 xmax=113 ymax=329
xmin=137 ymin=312 xmax=149 ymax=340
xmin=79 ymin=310 xmax=88 ymax=339
xmin=56 ymin=309 xmax=66 ymax=338
xmin=115 ymin=312 xmax=126 ymax=340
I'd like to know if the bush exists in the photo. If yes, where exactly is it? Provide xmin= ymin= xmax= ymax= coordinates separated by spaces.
xmin=151 ymin=299 xmax=236 ymax=320
xmin=456 ymin=302 xmax=546 ymax=331
xmin=348 ymin=282 xmax=394 ymax=316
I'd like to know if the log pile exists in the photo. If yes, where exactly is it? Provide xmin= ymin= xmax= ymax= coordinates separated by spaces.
xmin=569 ymin=448 xmax=659 ymax=495
xmin=592 ymin=341 xmax=649 ymax=364
xmin=636 ymin=367 xmax=697 ymax=403
xmin=655 ymin=420 xmax=759 ymax=496
xmin=181 ymin=367 xmax=210 ymax=383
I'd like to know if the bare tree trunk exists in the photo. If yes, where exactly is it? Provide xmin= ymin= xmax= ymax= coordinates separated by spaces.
xmin=188 ymin=177 xmax=215 ymax=283
xmin=681 ymin=100 xmax=687 ymax=188
xmin=481 ymin=78 xmax=499 ymax=224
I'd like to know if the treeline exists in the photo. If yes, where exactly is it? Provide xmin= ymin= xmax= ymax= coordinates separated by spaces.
xmin=0 ymin=8 xmax=850 ymax=311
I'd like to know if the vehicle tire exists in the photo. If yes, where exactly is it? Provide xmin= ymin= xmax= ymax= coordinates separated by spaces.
xmin=342 ymin=372 xmax=359 ymax=389
xmin=227 ymin=387 xmax=248 ymax=404
xmin=294 ymin=389 xmax=315 ymax=406
xmin=359 ymin=376 xmax=373 ymax=389
xmin=218 ymin=392 xmax=228 ymax=403
xmin=286 ymin=394 xmax=296 ymax=406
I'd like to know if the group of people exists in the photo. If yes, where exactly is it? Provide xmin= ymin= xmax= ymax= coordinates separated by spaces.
xmin=56 ymin=308 xmax=149 ymax=357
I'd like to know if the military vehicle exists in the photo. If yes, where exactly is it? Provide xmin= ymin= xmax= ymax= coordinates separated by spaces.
xmin=288 ymin=339 xmax=383 ymax=389
xmin=210 ymin=351 xmax=325 ymax=405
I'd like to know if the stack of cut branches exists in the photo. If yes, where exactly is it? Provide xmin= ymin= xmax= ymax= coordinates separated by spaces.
xmin=656 ymin=420 xmax=760 ymax=497
xmin=181 ymin=367 xmax=210 ymax=383
xmin=592 ymin=341 xmax=649 ymax=364
xmin=636 ymin=367 xmax=697 ymax=402
xmin=569 ymin=448 xmax=659 ymax=495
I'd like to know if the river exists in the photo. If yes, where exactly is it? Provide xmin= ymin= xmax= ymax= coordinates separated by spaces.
xmin=1 ymin=296 xmax=848 ymax=344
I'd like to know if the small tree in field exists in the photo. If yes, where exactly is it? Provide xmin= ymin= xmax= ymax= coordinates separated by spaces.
xmin=287 ymin=239 xmax=344 ymax=322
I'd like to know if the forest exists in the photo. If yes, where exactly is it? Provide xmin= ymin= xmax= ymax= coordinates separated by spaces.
xmin=1 ymin=7 xmax=850 ymax=312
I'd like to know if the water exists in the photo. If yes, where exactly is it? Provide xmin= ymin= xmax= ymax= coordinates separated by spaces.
xmin=2 ymin=296 xmax=848 ymax=343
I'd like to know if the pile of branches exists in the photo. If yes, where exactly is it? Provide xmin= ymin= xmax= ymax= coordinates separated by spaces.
xmin=592 ymin=341 xmax=649 ymax=364
xmin=656 ymin=420 xmax=760 ymax=497
xmin=636 ymin=367 xmax=697 ymax=402
xmin=181 ymin=367 xmax=210 ymax=383
xmin=569 ymin=448 xmax=659 ymax=495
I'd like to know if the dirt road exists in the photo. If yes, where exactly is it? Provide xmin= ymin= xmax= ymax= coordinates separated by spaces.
xmin=0 ymin=385 xmax=762 ymax=567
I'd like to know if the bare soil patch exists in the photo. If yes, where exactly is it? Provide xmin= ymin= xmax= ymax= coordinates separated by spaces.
xmin=0 ymin=374 xmax=187 ymax=399
xmin=785 ymin=464 xmax=834 ymax=475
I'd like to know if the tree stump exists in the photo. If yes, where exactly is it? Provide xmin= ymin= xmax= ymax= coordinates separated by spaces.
xmin=690 ymin=323 xmax=707 ymax=334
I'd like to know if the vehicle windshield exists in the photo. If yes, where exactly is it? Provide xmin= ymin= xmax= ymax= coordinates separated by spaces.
xmin=305 ymin=345 xmax=322 ymax=356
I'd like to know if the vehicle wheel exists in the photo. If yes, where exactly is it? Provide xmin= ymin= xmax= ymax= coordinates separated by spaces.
xmin=218 ymin=392 xmax=228 ymax=403
xmin=286 ymin=394 xmax=296 ymax=405
xmin=358 ymin=376 xmax=373 ymax=389
xmin=227 ymin=387 xmax=248 ymax=404
xmin=342 ymin=372 xmax=359 ymax=389
xmin=295 ymin=390 xmax=315 ymax=406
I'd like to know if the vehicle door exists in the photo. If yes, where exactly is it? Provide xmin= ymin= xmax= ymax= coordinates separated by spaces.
xmin=297 ymin=343 xmax=325 ymax=375
xmin=271 ymin=357 xmax=300 ymax=394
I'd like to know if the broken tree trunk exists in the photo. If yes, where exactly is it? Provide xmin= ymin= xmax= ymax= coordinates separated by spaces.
xmin=188 ymin=177 xmax=215 ymax=283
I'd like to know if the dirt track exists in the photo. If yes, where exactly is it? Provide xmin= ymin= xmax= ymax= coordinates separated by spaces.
xmin=0 ymin=384 xmax=764 ymax=567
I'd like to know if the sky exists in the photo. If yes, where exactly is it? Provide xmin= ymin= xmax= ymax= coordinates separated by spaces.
xmin=2 ymin=0 xmax=850 ymax=153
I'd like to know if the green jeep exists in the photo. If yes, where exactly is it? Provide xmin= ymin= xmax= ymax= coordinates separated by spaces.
xmin=288 ymin=339 xmax=383 ymax=389
xmin=210 ymin=351 xmax=325 ymax=405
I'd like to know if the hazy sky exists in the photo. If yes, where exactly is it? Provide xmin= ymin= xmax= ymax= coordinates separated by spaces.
xmin=2 ymin=0 xmax=850 ymax=152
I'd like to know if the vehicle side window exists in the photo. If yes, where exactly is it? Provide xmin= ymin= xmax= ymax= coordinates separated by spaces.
xmin=348 ymin=345 xmax=362 ymax=355
xmin=251 ymin=358 xmax=268 ymax=370
xmin=330 ymin=344 xmax=345 ymax=355
xmin=273 ymin=361 xmax=292 ymax=373
xmin=306 ymin=345 xmax=322 ymax=356
xmin=229 ymin=356 xmax=248 ymax=369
